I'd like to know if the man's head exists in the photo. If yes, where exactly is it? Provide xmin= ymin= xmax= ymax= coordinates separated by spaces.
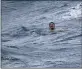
xmin=49 ymin=22 xmax=55 ymax=30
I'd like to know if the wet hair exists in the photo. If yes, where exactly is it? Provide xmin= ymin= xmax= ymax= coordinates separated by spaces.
xmin=49 ymin=22 xmax=55 ymax=25
xmin=50 ymin=22 xmax=54 ymax=23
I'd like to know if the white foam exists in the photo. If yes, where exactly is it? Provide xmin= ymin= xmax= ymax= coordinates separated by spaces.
xmin=62 ymin=3 xmax=82 ymax=20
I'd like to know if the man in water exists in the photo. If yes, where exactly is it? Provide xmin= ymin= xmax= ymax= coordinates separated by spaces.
xmin=49 ymin=22 xmax=55 ymax=32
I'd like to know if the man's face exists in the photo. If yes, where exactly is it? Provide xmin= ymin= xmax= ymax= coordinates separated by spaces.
xmin=49 ymin=23 xmax=55 ymax=28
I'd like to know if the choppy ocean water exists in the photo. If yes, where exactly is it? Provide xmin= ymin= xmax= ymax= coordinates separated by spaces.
xmin=1 ymin=1 xmax=82 ymax=68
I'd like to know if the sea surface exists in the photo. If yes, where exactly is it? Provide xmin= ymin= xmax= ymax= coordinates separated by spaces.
xmin=1 ymin=1 xmax=82 ymax=68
